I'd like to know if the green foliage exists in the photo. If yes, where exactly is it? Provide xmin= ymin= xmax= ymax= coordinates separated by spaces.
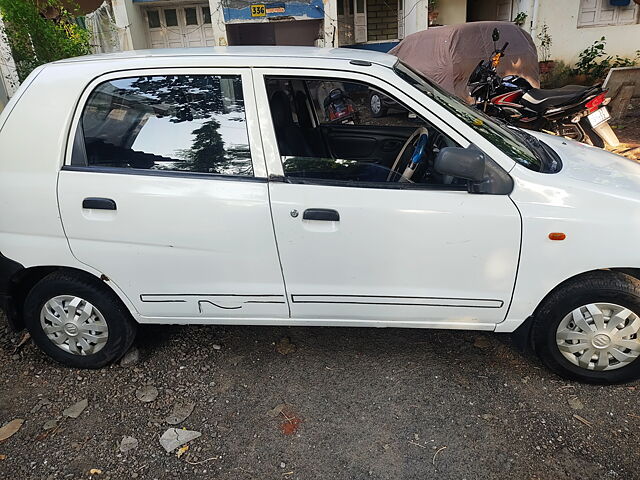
xmin=574 ymin=36 xmax=640 ymax=81
xmin=513 ymin=11 xmax=527 ymax=27
xmin=536 ymin=23 xmax=552 ymax=63
xmin=540 ymin=60 xmax=573 ymax=89
xmin=428 ymin=0 xmax=439 ymax=10
xmin=0 ymin=0 xmax=91 ymax=82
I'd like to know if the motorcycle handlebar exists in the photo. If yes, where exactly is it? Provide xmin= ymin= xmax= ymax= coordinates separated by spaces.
xmin=500 ymin=42 xmax=509 ymax=54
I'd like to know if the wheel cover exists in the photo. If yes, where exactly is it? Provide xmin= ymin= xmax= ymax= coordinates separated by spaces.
xmin=40 ymin=295 xmax=109 ymax=356
xmin=556 ymin=302 xmax=640 ymax=371
xmin=370 ymin=94 xmax=382 ymax=114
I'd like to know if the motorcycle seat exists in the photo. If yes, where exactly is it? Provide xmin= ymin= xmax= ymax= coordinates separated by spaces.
xmin=521 ymin=85 xmax=597 ymax=111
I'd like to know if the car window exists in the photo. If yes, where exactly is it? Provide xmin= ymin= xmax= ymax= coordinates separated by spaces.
xmin=265 ymin=76 xmax=464 ymax=188
xmin=78 ymin=74 xmax=253 ymax=177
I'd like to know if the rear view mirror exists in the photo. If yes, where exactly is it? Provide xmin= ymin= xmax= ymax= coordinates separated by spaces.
xmin=434 ymin=147 xmax=486 ymax=182
xmin=492 ymin=28 xmax=500 ymax=42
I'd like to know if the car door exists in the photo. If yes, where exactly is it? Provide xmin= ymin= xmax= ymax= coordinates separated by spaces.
xmin=58 ymin=68 xmax=288 ymax=322
xmin=254 ymin=67 xmax=521 ymax=328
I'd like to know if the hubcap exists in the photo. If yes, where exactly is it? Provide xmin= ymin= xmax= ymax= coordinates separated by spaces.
xmin=40 ymin=295 xmax=109 ymax=356
xmin=556 ymin=302 xmax=640 ymax=371
xmin=371 ymin=94 xmax=381 ymax=114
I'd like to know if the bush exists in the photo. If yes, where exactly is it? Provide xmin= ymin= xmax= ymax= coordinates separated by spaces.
xmin=0 ymin=0 xmax=90 ymax=82
xmin=540 ymin=60 xmax=573 ymax=89
xmin=574 ymin=36 xmax=640 ymax=82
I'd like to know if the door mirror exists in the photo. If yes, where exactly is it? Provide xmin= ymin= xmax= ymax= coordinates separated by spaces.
xmin=434 ymin=147 xmax=486 ymax=183
xmin=492 ymin=28 xmax=500 ymax=42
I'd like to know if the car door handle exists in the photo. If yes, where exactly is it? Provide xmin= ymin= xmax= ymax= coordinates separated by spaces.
xmin=82 ymin=197 xmax=117 ymax=210
xmin=303 ymin=208 xmax=340 ymax=221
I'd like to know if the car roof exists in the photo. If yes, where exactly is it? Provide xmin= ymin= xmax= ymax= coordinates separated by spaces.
xmin=54 ymin=46 xmax=398 ymax=68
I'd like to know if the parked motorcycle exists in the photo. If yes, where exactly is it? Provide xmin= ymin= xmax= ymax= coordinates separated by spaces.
xmin=468 ymin=28 xmax=619 ymax=148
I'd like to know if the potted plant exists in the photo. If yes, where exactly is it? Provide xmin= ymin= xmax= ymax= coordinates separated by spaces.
xmin=536 ymin=23 xmax=555 ymax=74
xmin=428 ymin=0 xmax=439 ymax=26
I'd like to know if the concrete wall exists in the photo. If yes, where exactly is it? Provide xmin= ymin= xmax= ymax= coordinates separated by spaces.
xmin=367 ymin=0 xmax=398 ymax=40
xmin=536 ymin=0 xmax=640 ymax=64
xmin=111 ymin=0 xmax=149 ymax=49
xmin=437 ymin=0 xmax=467 ymax=25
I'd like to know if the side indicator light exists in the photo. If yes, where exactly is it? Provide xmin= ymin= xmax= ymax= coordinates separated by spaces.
xmin=549 ymin=232 xmax=566 ymax=241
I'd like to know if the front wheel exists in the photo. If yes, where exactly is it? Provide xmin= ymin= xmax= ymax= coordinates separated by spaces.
xmin=24 ymin=271 xmax=137 ymax=368
xmin=532 ymin=271 xmax=640 ymax=384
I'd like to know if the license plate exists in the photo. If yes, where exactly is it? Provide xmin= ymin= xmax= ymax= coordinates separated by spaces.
xmin=587 ymin=107 xmax=610 ymax=127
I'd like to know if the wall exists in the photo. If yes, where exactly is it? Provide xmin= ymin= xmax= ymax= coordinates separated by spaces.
xmin=111 ymin=0 xmax=150 ymax=49
xmin=536 ymin=0 xmax=640 ymax=64
xmin=437 ymin=0 xmax=467 ymax=25
xmin=367 ymin=0 xmax=398 ymax=40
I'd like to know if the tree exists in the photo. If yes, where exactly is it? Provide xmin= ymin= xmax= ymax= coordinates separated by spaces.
xmin=0 ymin=0 xmax=90 ymax=82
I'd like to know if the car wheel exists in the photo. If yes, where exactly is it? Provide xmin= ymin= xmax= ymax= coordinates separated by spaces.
xmin=23 ymin=271 xmax=137 ymax=368
xmin=369 ymin=92 xmax=388 ymax=118
xmin=532 ymin=271 xmax=640 ymax=384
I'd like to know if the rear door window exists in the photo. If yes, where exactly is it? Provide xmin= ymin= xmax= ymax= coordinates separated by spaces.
xmin=78 ymin=74 xmax=253 ymax=177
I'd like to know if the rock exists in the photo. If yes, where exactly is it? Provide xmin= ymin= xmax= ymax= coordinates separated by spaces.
xmin=568 ymin=397 xmax=584 ymax=410
xmin=473 ymin=336 xmax=491 ymax=349
xmin=30 ymin=398 xmax=51 ymax=414
xmin=119 ymin=436 xmax=139 ymax=453
xmin=276 ymin=337 xmax=297 ymax=355
xmin=159 ymin=428 xmax=201 ymax=453
xmin=63 ymin=399 xmax=88 ymax=419
xmin=43 ymin=419 xmax=58 ymax=431
xmin=120 ymin=347 xmax=140 ymax=367
xmin=212 ymin=344 xmax=222 ymax=351
xmin=481 ymin=414 xmax=495 ymax=421
xmin=267 ymin=403 xmax=286 ymax=418
xmin=165 ymin=402 xmax=195 ymax=425
xmin=135 ymin=386 xmax=159 ymax=403
xmin=280 ymin=462 xmax=286 ymax=469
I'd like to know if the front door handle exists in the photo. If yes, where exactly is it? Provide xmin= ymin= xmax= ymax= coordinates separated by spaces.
xmin=82 ymin=197 xmax=117 ymax=210
xmin=303 ymin=208 xmax=340 ymax=221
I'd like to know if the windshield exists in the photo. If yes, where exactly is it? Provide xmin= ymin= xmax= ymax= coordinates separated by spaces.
xmin=394 ymin=62 xmax=545 ymax=172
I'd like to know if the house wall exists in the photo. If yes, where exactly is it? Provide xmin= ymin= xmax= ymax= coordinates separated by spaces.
xmin=438 ymin=0 xmax=467 ymax=25
xmin=367 ymin=0 xmax=398 ymax=41
xmin=536 ymin=0 xmax=640 ymax=64
xmin=112 ymin=0 xmax=149 ymax=49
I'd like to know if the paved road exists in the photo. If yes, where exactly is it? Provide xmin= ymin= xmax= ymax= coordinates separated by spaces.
xmin=1 ymin=313 xmax=638 ymax=480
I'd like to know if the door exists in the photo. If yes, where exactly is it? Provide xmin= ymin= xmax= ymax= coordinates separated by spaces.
xmin=354 ymin=0 xmax=367 ymax=43
xmin=146 ymin=5 xmax=214 ymax=49
xmin=256 ymin=69 xmax=521 ymax=328
xmin=59 ymin=69 xmax=288 ymax=322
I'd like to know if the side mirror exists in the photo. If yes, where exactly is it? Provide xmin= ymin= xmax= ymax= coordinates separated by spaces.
xmin=434 ymin=147 xmax=486 ymax=182
xmin=492 ymin=28 xmax=500 ymax=42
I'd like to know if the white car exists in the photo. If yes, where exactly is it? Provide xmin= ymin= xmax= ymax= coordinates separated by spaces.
xmin=1 ymin=47 xmax=639 ymax=384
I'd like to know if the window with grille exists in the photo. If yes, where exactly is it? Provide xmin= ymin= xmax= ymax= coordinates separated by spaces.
xmin=578 ymin=0 xmax=639 ymax=27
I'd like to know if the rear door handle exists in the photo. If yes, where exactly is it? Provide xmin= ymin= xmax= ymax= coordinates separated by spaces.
xmin=303 ymin=208 xmax=340 ymax=221
xmin=82 ymin=197 xmax=117 ymax=210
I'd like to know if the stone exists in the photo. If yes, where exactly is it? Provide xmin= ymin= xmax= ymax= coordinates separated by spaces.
xmin=120 ymin=436 xmax=139 ymax=453
xmin=63 ymin=399 xmax=88 ymax=419
xmin=136 ymin=386 xmax=159 ymax=403
xmin=165 ymin=402 xmax=195 ymax=425
xmin=159 ymin=428 xmax=201 ymax=453
xmin=120 ymin=347 xmax=140 ymax=367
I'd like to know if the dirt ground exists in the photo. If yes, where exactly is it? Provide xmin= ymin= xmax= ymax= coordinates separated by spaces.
xmin=608 ymin=100 xmax=640 ymax=161
xmin=1 ymin=310 xmax=639 ymax=480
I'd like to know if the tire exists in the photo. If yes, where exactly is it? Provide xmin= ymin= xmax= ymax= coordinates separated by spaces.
xmin=369 ymin=92 xmax=388 ymax=118
xmin=532 ymin=271 xmax=640 ymax=384
xmin=23 ymin=271 xmax=137 ymax=368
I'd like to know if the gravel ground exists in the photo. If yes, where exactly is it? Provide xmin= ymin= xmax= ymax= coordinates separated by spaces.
xmin=0 ymin=311 xmax=639 ymax=480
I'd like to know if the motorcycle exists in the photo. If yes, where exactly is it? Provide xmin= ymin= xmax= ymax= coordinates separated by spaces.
xmin=468 ymin=28 xmax=619 ymax=148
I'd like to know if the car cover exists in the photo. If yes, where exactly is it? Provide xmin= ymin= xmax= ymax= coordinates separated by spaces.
xmin=389 ymin=21 xmax=540 ymax=103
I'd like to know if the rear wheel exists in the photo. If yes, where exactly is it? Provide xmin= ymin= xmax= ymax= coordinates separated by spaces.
xmin=532 ymin=271 xmax=640 ymax=384
xmin=24 ymin=271 xmax=137 ymax=368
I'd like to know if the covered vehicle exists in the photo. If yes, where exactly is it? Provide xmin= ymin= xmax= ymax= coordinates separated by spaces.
xmin=389 ymin=21 xmax=540 ymax=103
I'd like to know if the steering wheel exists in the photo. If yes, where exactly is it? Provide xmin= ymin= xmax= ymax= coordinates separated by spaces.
xmin=387 ymin=127 xmax=430 ymax=182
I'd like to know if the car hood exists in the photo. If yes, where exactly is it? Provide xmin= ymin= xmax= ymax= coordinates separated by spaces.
xmin=528 ymin=131 xmax=640 ymax=195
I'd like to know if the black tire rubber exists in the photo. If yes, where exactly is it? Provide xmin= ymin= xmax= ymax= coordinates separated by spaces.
xmin=23 ymin=271 xmax=137 ymax=369
xmin=532 ymin=270 xmax=640 ymax=384
xmin=579 ymin=118 xmax=606 ymax=148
